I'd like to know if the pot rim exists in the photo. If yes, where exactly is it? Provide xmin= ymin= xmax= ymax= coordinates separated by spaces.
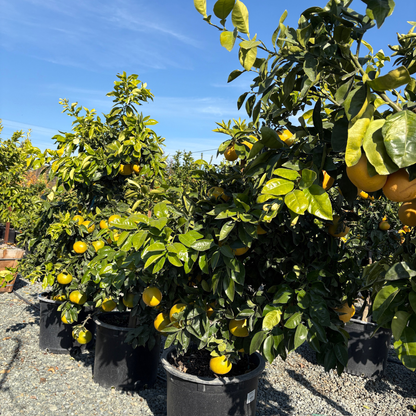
xmin=39 ymin=292 xmax=63 ymax=304
xmin=93 ymin=311 xmax=131 ymax=332
xmin=161 ymin=345 xmax=265 ymax=385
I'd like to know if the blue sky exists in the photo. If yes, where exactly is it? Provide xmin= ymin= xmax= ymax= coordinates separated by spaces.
xmin=0 ymin=0 xmax=411 ymax=161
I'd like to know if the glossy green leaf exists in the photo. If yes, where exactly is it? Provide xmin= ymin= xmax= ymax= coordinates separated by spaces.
xmin=213 ymin=0 xmax=235 ymax=19
xmin=392 ymin=310 xmax=411 ymax=340
xmin=142 ymin=242 xmax=165 ymax=258
xmin=284 ymin=311 xmax=302 ymax=329
xmin=220 ymin=30 xmax=236 ymax=51
xmin=345 ymin=104 xmax=374 ymax=167
xmin=344 ymin=84 xmax=370 ymax=124
xmin=262 ymin=310 xmax=282 ymax=330
xmin=373 ymin=284 xmax=401 ymax=322
xmin=273 ymin=168 xmax=299 ymax=180
xmin=368 ymin=66 xmax=411 ymax=91
xmin=363 ymin=119 xmax=398 ymax=174
xmin=262 ymin=178 xmax=294 ymax=196
xmin=260 ymin=126 xmax=285 ymax=149
xmin=363 ymin=0 xmax=396 ymax=29
xmin=394 ymin=327 xmax=416 ymax=371
xmin=144 ymin=253 xmax=165 ymax=270
xmin=231 ymin=0 xmax=249 ymax=34
xmin=294 ymin=323 xmax=308 ymax=349
xmin=249 ymin=330 xmax=267 ymax=355
xmin=299 ymin=169 xmax=317 ymax=190
xmin=219 ymin=221 xmax=235 ymax=241
xmin=263 ymin=335 xmax=275 ymax=363
xmin=334 ymin=343 xmax=348 ymax=366
xmin=239 ymin=44 xmax=257 ymax=71
xmin=383 ymin=110 xmax=416 ymax=169
xmin=191 ymin=239 xmax=212 ymax=251
xmin=284 ymin=190 xmax=308 ymax=215
xmin=302 ymin=185 xmax=333 ymax=221
xmin=409 ymin=291 xmax=416 ymax=314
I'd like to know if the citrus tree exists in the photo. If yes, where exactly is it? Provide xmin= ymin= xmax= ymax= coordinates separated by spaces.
xmin=0 ymin=124 xmax=43 ymax=232
xmin=190 ymin=0 xmax=416 ymax=372
xmin=18 ymin=73 xmax=172 ymax=345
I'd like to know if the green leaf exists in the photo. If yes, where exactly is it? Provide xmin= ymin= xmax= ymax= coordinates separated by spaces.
xmin=368 ymin=66 xmax=411 ymax=91
xmin=273 ymin=168 xmax=299 ymax=180
xmin=259 ymin=126 xmax=284 ymax=149
xmin=284 ymin=190 xmax=308 ymax=215
xmin=303 ymin=56 xmax=317 ymax=82
xmin=239 ymin=44 xmax=257 ymax=71
xmin=231 ymin=0 xmax=249 ymax=34
xmin=385 ymin=262 xmax=416 ymax=281
xmin=153 ymin=202 xmax=169 ymax=218
xmin=220 ymin=30 xmax=236 ymax=51
xmin=191 ymin=239 xmax=212 ymax=251
xmin=299 ymin=169 xmax=317 ymax=189
xmin=363 ymin=119 xmax=398 ymax=174
xmin=263 ymin=335 xmax=275 ymax=363
xmin=362 ymin=0 xmax=395 ymax=29
xmin=409 ymin=291 xmax=416 ymax=314
xmin=334 ymin=343 xmax=348 ymax=366
xmin=144 ymin=253 xmax=165 ymax=270
xmin=284 ymin=311 xmax=302 ymax=329
xmin=294 ymin=323 xmax=308 ymax=349
xmin=194 ymin=0 xmax=207 ymax=18
xmin=394 ymin=327 xmax=416 ymax=370
xmin=392 ymin=310 xmax=411 ymax=340
xmin=249 ymin=331 xmax=267 ymax=355
xmin=345 ymin=104 xmax=374 ymax=167
xmin=344 ymin=84 xmax=370 ymax=124
xmin=262 ymin=178 xmax=294 ymax=196
xmin=262 ymin=310 xmax=282 ymax=330
xmin=213 ymin=0 xmax=235 ymax=19
xmin=302 ymin=185 xmax=333 ymax=221
xmin=382 ymin=110 xmax=416 ymax=169
xmin=219 ymin=221 xmax=235 ymax=241
xmin=228 ymin=69 xmax=244 ymax=83
xmin=142 ymin=242 xmax=165 ymax=258
xmin=373 ymin=284 xmax=401 ymax=323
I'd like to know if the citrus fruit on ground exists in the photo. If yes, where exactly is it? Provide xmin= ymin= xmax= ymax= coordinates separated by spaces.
xmin=383 ymin=169 xmax=416 ymax=202
xmin=108 ymin=214 xmax=121 ymax=224
xmin=224 ymin=145 xmax=238 ymax=161
xmin=73 ymin=215 xmax=84 ymax=225
xmin=229 ymin=318 xmax=249 ymax=337
xmin=102 ymin=298 xmax=116 ymax=312
xmin=73 ymin=241 xmax=88 ymax=254
xmin=122 ymin=292 xmax=135 ymax=308
xmin=154 ymin=312 xmax=170 ymax=332
xmin=99 ymin=219 xmax=108 ymax=229
xmin=232 ymin=246 xmax=249 ymax=256
xmin=82 ymin=221 xmax=95 ymax=233
xmin=334 ymin=303 xmax=355 ymax=323
xmin=379 ymin=221 xmax=391 ymax=231
xmin=169 ymin=303 xmax=186 ymax=327
xmin=69 ymin=290 xmax=87 ymax=305
xmin=132 ymin=164 xmax=141 ymax=174
xmin=92 ymin=240 xmax=105 ymax=252
xmin=398 ymin=200 xmax=416 ymax=227
xmin=142 ymin=287 xmax=162 ymax=307
xmin=277 ymin=129 xmax=295 ymax=146
xmin=208 ymin=186 xmax=230 ymax=202
xmin=328 ymin=215 xmax=350 ymax=238
xmin=346 ymin=154 xmax=388 ymax=192
xmin=322 ymin=170 xmax=335 ymax=190
xmin=209 ymin=356 xmax=232 ymax=375
xmin=257 ymin=224 xmax=267 ymax=235
xmin=119 ymin=164 xmax=133 ymax=175
xmin=73 ymin=329 xmax=92 ymax=344
xmin=57 ymin=273 xmax=73 ymax=285
xmin=61 ymin=314 xmax=74 ymax=324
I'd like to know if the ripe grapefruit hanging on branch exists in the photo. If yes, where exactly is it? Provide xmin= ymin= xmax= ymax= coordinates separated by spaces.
xmin=346 ymin=154 xmax=387 ymax=192
xmin=382 ymin=169 xmax=416 ymax=202
xmin=398 ymin=199 xmax=416 ymax=227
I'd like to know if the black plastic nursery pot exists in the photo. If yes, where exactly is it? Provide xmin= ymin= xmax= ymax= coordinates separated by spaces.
xmin=345 ymin=318 xmax=392 ymax=378
xmin=161 ymin=346 xmax=265 ymax=416
xmin=93 ymin=312 xmax=161 ymax=391
xmin=39 ymin=293 xmax=95 ymax=354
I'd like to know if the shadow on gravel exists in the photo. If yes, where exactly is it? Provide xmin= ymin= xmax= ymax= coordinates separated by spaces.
xmin=364 ymin=362 xmax=416 ymax=399
xmin=286 ymin=369 xmax=353 ymax=416
xmin=256 ymin=377 xmax=293 ymax=415
xmin=0 ymin=337 xmax=22 ymax=408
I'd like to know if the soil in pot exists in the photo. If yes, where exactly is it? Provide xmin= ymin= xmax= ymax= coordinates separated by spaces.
xmin=93 ymin=312 xmax=161 ymax=391
xmin=162 ymin=346 xmax=265 ymax=416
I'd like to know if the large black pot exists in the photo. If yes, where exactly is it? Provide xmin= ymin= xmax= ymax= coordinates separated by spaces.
xmin=93 ymin=312 xmax=161 ymax=390
xmin=345 ymin=318 xmax=392 ymax=378
xmin=39 ymin=293 xmax=95 ymax=354
xmin=161 ymin=347 xmax=265 ymax=416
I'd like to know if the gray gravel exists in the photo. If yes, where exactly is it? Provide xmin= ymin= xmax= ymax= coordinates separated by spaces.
xmin=1 ymin=276 xmax=415 ymax=416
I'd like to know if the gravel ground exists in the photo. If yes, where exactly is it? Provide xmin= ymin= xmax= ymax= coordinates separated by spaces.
xmin=1 ymin=275 xmax=415 ymax=416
